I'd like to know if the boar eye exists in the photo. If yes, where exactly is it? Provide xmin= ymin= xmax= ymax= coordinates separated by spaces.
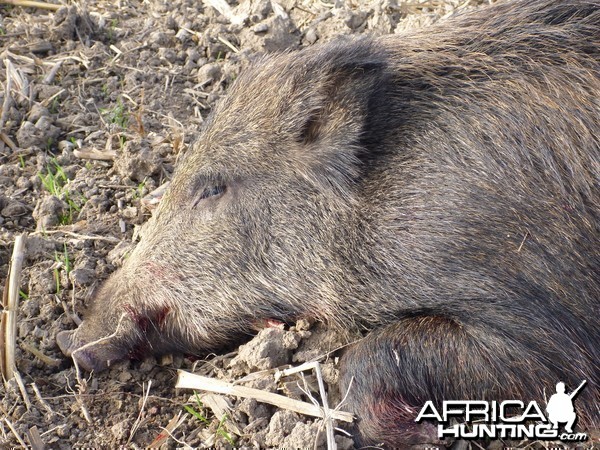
xmin=193 ymin=185 xmax=226 ymax=207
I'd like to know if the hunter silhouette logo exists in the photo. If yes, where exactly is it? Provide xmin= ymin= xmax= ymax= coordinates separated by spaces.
xmin=546 ymin=380 xmax=586 ymax=433
xmin=415 ymin=380 xmax=589 ymax=442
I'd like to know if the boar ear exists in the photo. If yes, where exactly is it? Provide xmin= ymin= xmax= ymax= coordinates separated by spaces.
xmin=296 ymin=54 xmax=389 ymax=148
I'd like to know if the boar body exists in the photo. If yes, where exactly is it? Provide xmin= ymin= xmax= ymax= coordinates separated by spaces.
xmin=58 ymin=0 xmax=599 ymax=445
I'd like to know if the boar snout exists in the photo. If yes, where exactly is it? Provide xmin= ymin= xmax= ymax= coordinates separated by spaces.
xmin=56 ymin=328 xmax=129 ymax=372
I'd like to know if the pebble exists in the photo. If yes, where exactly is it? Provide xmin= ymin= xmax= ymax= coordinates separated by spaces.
xmin=304 ymin=28 xmax=318 ymax=44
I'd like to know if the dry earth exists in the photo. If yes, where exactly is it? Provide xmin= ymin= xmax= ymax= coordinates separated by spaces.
xmin=2 ymin=0 xmax=579 ymax=449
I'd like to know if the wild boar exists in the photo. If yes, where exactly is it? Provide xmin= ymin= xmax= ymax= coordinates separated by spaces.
xmin=57 ymin=0 xmax=599 ymax=445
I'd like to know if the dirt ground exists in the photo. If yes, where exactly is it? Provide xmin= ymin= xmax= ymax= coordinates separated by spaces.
xmin=2 ymin=0 xmax=577 ymax=448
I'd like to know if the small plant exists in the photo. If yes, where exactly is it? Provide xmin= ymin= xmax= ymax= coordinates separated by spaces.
xmin=46 ymin=137 xmax=56 ymax=151
xmin=49 ymin=97 xmax=60 ymax=114
xmin=38 ymin=158 xmax=84 ymax=225
xmin=54 ymin=243 xmax=72 ymax=295
xmin=39 ymin=158 xmax=67 ymax=195
xmin=184 ymin=392 xmax=235 ymax=445
xmin=18 ymin=155 xmax=25 ymax=169
xmin=18 ymin=290 xmax=28 ymax=300
xmin=132 ymin=179 xmax=147 ymax=200
xmin=107 ymin=18 xmax=119 ymax=42
xmin=101 ymin=98 xmax=129 ymax=129
xmin=53 ymin=267 xmax=60 ymax=294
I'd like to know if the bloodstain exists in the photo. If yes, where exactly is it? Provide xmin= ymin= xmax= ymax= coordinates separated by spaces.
xmin=124 ymin=304 xmax=150 ymax=333
xmin=155 ymin=305 xmax=171 ymax=330
xmin=123 ymin=304 xmax=171 ymax=333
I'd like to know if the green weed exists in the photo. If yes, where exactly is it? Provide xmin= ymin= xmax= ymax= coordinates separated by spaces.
xmin=183 ymin=392 xmax=235 ymax=445
xmin=49 ymin=97 xmax=60 ymax=114
xmin=107 ymin=18 xmax=119 ymax=42
xmin=53 ymin=243 xmax=72 ymax=295
xmin=132 ymin=179 xmax=147 ymax=200
xmin=38 ymin=159 xmax=68 ymax=196
xmin=38 ymin=158 xmax=84 ymax=225
xmin=100 ymin=98 xmax=129 ymax=129
xmin=46 ymin=137 xmax=56 ymax=151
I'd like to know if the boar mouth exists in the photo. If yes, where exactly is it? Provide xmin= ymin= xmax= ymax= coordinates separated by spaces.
xmin=56 ymin=329 xmax=131 ymax=372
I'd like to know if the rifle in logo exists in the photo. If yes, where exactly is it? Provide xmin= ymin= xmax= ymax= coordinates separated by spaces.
xmin=546 ymin=380 xmax=586 ymax=433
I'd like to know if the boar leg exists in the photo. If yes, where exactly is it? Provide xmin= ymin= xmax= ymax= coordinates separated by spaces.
xmin=338 ymin=313 xmax=580 ymax=447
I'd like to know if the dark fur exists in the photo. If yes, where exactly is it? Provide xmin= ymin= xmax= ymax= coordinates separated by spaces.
xmin=58 ymin=0 xmax=600 ymax=446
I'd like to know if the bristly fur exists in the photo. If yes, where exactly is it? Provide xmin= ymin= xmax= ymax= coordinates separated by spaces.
xmin=57 ymin=0 xmax=599 ymax=446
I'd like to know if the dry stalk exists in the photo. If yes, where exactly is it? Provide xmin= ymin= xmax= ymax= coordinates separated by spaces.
xmin=64 ymin=371 xmax=92 ymax=424
xmin=517 ymin=230 xmax=529 ymax=253
xmin=0 ymin=132 xmax=18 ymax=150
xmin=199 ymin=392 xmax=243 ymax=435
xmin=148 ymin=412 xmax=186 ymax=447
xmin=67 ymin=280 xmax=83 ymax=326
xmin=4 ymin=58 xmax=29 ymax=101
xmin=279 ymin=361 xmax=336 ymax=450
xmin=39 ymin=85 xmax=65 ymax=107
xmin=42 ymin=61 xmax=63 ymax=84
xmin=13 ymin=370 xmax=32 ymax=410
xmin=1 ymin=234 xmax=26 ymax=381
xmin=26 ymin=425 xmax=45 ymax=450
xmin=31 ymin=229 xmax=120 ymax=243
xmin=203 ymin=0 xmax=246 ymax=25
xmin=0 ymin=62 xmax=13 ymax=133
xmin=20 ymin=342 xmax=62 ymax=367
xmin=141 ymin=182 xmax=169 ymax=210
xmin=175 ymin=370 xmax=353 ymax=423
xmin=4 ymin=418 xmax=27 ymax=447
xmin=31 ymin=382 xmax=58 ymax=417
xmin=217 ymin=36 xmax=239 ymax=53
xmin=127 ymin=380 xmax=152 ymax=444
xmin=0 ymin=0 xmax=60 ymax=10
xmin=73 ymin=148 xmax=117 ymax=160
